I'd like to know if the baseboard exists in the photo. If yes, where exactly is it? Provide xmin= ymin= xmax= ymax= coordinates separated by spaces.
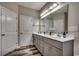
xmin=15 ymin=45 xmax=35 ymax=51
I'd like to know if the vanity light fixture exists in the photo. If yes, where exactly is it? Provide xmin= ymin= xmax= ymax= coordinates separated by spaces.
xmin=40 ymin=3 xmax=58 ymax=17
xmin=41 ymin=11 xmax=51 ymax=19
xmin=40 ymin=9 xmax=49 ymax=17
xmin=40 ymin=3 xmax=59 ymax=19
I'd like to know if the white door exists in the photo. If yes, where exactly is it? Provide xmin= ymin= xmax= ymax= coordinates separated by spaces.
xmin=19 ymin=15 xmax=34 ymax=46
xmin=1 ymin=7 xmax=18 ymax=55
xmin=0 ymin=6 xmax=2 ymax=56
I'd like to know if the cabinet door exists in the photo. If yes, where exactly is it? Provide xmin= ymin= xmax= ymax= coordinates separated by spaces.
xmin=57 ymin=48 xmax=62 ymax=56
xmin=49 ymin=45 xmax=62 ymax=56
xmin=37 ymin=36 xmax=40 ymax=49
xmin=43 ymin=42 xmax=62 ymax=56
xmin=39 ymin=40 xmax=44 ymax=54
xmin=43 ymin=42 xmax=50 ymax=56
xmin=38 ymin=35 xmax=42 ymax=50
xmin=35 ymin=35 xmax=38 ymax=48
xmin=33 ymin=34 xmax=36 ymax=45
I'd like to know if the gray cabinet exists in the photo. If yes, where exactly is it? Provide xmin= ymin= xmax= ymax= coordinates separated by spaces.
xmin=33 ymin=34 xmax=73 ymax=56
xmin=49 ymin=46 xmax=62 ymax=56
xmin=43 ymin=42 xmax=51 ymax=56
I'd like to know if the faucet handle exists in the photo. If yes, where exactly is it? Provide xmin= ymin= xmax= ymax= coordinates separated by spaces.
xmin=49 ymin=32 xmax=52 ymax=35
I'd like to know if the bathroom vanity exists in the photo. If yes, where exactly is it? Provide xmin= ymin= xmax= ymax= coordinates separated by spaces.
xmin=32 ymin=3 xmax=74 ymax=56
xmin=33 ymin=33 xmax=74 ymax=56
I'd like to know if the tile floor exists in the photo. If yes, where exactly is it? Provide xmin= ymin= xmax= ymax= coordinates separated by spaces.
xmin=6 ymin=46 xmax=42 ymax=56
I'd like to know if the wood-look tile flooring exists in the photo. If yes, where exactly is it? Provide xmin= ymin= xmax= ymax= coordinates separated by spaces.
xmin=6 ymin=46 xmax=42 ymax=56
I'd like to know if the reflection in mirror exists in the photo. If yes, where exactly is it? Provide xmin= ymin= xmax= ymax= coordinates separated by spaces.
xmin=39 ymin=4 xmax=68 ymax=34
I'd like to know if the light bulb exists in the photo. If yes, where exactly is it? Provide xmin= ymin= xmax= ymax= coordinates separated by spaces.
xmin=40 ymin=10 xmax=48 ymax=16
xmin=53 ymin=3 xmax=57 ymax=7
xmin=49 ymin=3 xmax=58 ymax=10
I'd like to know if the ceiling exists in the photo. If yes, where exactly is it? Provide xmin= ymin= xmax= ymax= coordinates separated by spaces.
xmin=16 ymin=2 xmax=47 ymax=10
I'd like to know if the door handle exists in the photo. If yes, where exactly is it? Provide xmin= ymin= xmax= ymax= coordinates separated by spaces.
xmin=1 ymin=34 xmax=5 ymax=36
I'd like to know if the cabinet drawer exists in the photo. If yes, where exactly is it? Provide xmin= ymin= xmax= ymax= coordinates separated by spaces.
xmin=49 ymin=45 xmax=63 ymax=56
xmin=39 ymin=35 xmax=43 ymax=41
xmin=43 ymin=37 xmax=62 ymax=49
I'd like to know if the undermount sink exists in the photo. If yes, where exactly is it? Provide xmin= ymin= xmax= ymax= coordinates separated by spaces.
xmin=51 ymin=34 xmax=58 ymax=37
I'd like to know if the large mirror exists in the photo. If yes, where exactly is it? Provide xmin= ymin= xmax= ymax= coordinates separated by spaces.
xmin=39 ymin=4 xmax=68 ymax=34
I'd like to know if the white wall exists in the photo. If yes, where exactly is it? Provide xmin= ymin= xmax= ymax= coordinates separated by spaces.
xmin=68 ymin=2 xmax=79 ymax=56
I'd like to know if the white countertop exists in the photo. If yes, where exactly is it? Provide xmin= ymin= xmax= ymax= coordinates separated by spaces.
xmin=33 ymin=32 xmax=74 ymax=42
